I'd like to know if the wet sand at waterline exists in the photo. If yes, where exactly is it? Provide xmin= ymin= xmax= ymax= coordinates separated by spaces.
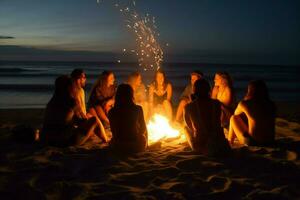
xmin=1 ymin=102 xmax=300 ymax=199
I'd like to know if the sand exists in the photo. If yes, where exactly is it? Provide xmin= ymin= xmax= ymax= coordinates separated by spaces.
xmin=1 ymin=104 xmax=300 ymax=199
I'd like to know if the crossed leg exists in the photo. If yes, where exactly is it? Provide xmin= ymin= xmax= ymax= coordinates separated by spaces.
xmin=228 ymin=114 xmax=249 ymax=145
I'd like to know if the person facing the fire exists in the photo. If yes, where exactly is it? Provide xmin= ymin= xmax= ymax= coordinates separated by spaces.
xmin=108 ymin=84 xmax=148 ymax=153
xmin=149 ymin=69 xmax=173 ymax=120
xmin=184 ymin=79 xmax=231 ymax=156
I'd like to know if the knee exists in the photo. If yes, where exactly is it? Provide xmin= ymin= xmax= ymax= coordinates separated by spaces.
xmin=230 ymin=115 xmax=238 ymax=124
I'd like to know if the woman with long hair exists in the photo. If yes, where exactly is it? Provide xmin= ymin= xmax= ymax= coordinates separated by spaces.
xmin=108 ymin=84 xmax=148 ymax=153
xmin=41 ymin=75 xmax=107 ymax=146
xmin=211 ymin=71 xmax=236 ymax=128
xmin=88 ymin=71 xmax=116 ymax=125
xmin=127 ymin=72 xmax=149 ymax=120
xmin=228 ymin=80 xmax=276 ymax=146
xmin=149 ymin=69 xmax=173 ymax=120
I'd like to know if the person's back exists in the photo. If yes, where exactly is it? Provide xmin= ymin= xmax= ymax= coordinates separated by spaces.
xmin=41 ymin=76 xmax=77 ymax=145
xmin=108 ymin=84 xmax=147 ymax=153
xmin=184 ymin=79 xmax=230 ymax=156
xmin=228 ymin=80 xmax=276 ymax=146
xmin=43 ymin=98 xmax=75 ymax=130
xmin=109 ymin=104 xmax=146 ymax=144
xmin=185 ymin=99 xmax=223 ymax=153
xmin=240 ymin=99 xmax=275 ymax=143
xmin=42 ymin=75 xmax=103 ymax=147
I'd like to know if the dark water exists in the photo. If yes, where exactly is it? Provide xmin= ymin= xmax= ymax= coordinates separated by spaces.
xmin=0 ymin=61 xmax=299 ymax=108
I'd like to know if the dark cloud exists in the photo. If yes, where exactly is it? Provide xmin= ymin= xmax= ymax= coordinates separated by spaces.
xmin=0 ymin=36 xmax=15 ymax=39
xmin=0 ymin=45 xmax=127 ymax=62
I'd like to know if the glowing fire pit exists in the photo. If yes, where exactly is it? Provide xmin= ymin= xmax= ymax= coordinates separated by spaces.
xmin=147 ymin=114 xmax=186 ymax=145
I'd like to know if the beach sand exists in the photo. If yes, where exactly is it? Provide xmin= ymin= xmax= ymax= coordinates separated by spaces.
xmin=1 ymin=102 xmax=300 ymax=199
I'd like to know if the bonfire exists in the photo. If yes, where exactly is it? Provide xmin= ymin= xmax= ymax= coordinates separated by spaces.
xmin=147 ymin=114 xmax=186 ymax=146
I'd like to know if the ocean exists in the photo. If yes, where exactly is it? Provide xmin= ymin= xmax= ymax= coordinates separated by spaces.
xmin=0 ymin=61 xmax=299 ymax=109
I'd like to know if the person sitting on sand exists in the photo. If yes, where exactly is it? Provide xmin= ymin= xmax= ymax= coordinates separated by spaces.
xmin=175 ymin=71 xmax=203 ymax=122
xmin=88 ymin=71 xmax=116 ymax=126
xmin=211 ymin=71 xmax=236 ymax=128
xmin=228 ymin=80 xmax=276 ymax=146
xmin=71 ymin=68 xmax=108 ymax=141
xmin=41 ymin=75 xmax=108 ymax=147
xmin=108 ymin=84 xmax=148 ymax=153
xmin=149 ymin=69 xmax=173 ymax=120
xmin=127 ymin=72 xmax=149 ymax=120
xmin=184 ymin=79 xmax=230 ymax=156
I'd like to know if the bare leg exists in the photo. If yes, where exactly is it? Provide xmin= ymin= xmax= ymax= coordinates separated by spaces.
xmin=89 ymin=106 xmax=110 ymax=124
xmin=183 ymin=126 xmax=194 ymax=150
xmin=94 ymin=117 xmax=108 ymax=142
xmin=74 ymin=117 xmax=97 ymax=146
xmin=228 ymin=115 xmax=249 ymax=145
xmin=163 ymin=100 xmax=173 ymax=120
xmin=87 ymin=113 xmax=108 ymax=143
xmin=175 ymin=99 xmax=188 ymax=122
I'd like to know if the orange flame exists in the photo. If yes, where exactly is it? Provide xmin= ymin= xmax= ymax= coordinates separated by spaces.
xmin=147 ymin=114 xmax=185 ymax=145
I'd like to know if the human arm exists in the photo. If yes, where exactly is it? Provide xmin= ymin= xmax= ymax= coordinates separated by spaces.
xmin=73 ymin=98 xmax=88 ymax=120
xmin=166 ymin=83 xmax=172 ymax=101
xmin=211 ymin=86 xmax=219 ymax=99
xmin=234 ymin=101 xmax=245 ymax=115
xmin=222 ymin=87 xmax=234 ymax=106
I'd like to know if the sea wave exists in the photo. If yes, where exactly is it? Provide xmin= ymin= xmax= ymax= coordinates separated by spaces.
xmin=0 ymin=67 xmax=48 ymax=73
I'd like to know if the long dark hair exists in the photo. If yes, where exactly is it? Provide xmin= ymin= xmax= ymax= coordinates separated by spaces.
xmin=193 ymin=79 xmax=211 ymax=99
xmin=153 ymin=69 xmax=168 ymax=90
xmin=215 ymin=71 xmax=233 ymax=88
xmin=114 ymin=84 xmax=134 ymax=107
xmin=245 ymin=80 xmax=270 ymax=101
xmin=89 ymin=70 xmax=114 ymax=99
xmin=49 ymin=75 xmax=74 ymax=106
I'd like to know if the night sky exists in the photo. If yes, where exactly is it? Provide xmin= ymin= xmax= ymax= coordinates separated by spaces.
xmin=0 ymin=0 xmax=299 ymax=64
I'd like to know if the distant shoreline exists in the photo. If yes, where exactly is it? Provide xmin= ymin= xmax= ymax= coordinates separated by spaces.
xmin=1 ymin=60 xmax=299 ymax=67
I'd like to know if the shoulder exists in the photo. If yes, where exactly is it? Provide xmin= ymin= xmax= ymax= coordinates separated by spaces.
xmin=166 ymin=83 xmax=172 ymax=90
xmin=212 ymin=99 xmax=221 ymax=106
xmin=212 ymin=86 xmax=219 ymax=92
xmin=136 ymin=105 xmax=143 ymax=112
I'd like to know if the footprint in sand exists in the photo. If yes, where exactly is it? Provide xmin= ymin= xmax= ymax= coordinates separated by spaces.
xmin=206 ymin=175 xmax=232 ymax=193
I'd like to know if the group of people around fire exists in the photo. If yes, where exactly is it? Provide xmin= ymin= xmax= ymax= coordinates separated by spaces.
xmin=41 ymin=68 xmax=276 ymax=156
